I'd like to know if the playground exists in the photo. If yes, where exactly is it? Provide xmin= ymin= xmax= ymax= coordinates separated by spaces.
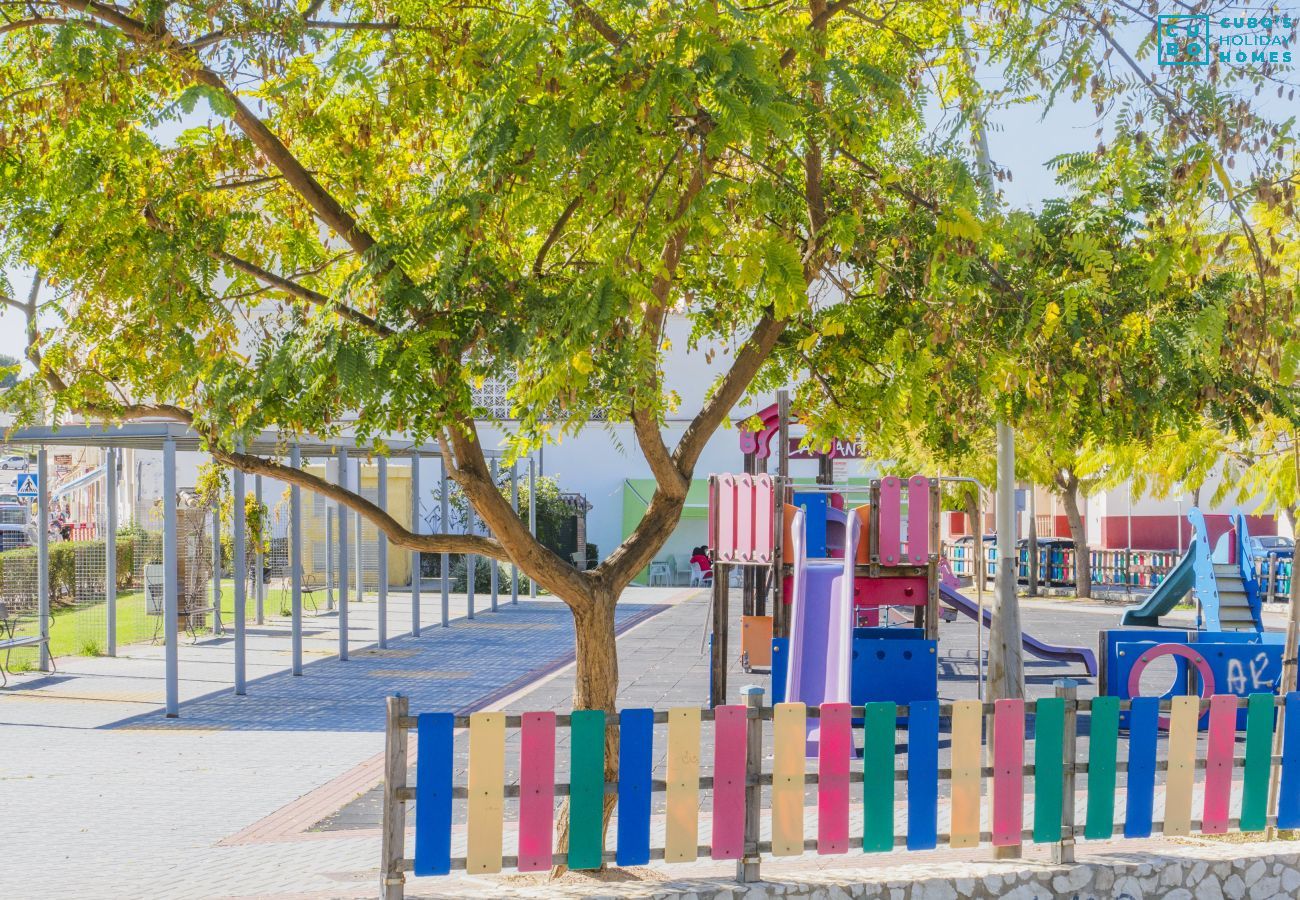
xmin=2 ymin=399 xmax=1299 ymax=900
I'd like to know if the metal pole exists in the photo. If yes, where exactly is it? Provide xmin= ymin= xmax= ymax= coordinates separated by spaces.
xmin=528 ymin=456 xmax=537 ymax=599
xmin=290 ymin=444 xmax=303 ymax=675
xmin=490 ymin=458 xmax=499 ymax=611
xmin=355 ymin=508 xmax=364 ymax=601
xmin=233 ymin=458 xmax=247 ymax=695
xmin=255 ymin=474 xmax=265 ymax=624
xmin=1027 ymin=482 xmax=1038 ymax=597
xmin=970 ymin=71 xmax=1024 ymax=714
xmin=1054 ymin=678 xmax=1079 ymax=864
xmin=326 ymin=509 xmax=335 ymax=612
xmin=337 ymin=448 xmax=350 ymax=661
xmin=211 ymin=500 xmax=222 ymax=635
xmin=105 ymin=447 xmax=117 ymax=657
xmin=737 ymin=684 xmax=764 ymax=883
xmin=466 ymin=499 xmax=476 ymax=620
xmin=163 ymin=437 xmax=179 ymax=716
xmin=440 ymin=461 xmax=450 ymax=627
xmin=991 ymin=421 xmax=1025 ymax=703
xmin=36 ymin=449 xmax=50 ymax=672
xmin=378 ymin=455 xmax=389 ymax=648
xmin=411 ymin=450 xmax=421 ymax=637
xmin=710 ymin=563 xmax=728 ymax=707
xmin=510 ymin=462 xmax=519 ymax=604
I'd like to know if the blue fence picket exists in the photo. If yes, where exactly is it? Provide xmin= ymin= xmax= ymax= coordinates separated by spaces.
xmin=906 ymin=700 xmax=939 ymax=850
xmin=1279 ymin=692 xmax=1300 ymax=829
xmin=414 ymin=712 xmax=454 ymax=876
xmin=1124 ymin=696 xmax=1157 ymax=838
xmin=616 ymin=708 xmax=654 ymax=866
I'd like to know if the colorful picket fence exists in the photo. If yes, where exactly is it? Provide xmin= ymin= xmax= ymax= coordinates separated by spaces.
xmin=378 ymin=690 xmax=1300 ymax=898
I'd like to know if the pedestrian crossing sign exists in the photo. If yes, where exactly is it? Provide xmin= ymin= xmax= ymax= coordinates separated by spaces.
xmin=15 ymin=473 xmax=39 ymax=498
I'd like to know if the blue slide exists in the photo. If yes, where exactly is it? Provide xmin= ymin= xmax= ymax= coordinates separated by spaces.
xmin=1120 ymin=539 xmax=1198 ymax=627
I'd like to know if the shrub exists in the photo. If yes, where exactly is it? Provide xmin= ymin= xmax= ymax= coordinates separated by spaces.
xmin=0 ymin=537 xmax=136 ymax=604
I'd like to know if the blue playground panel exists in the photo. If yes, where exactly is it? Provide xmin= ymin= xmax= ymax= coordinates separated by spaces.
xmin=1105 ymin=629 xmax=1283 ymax=729
xmin=771 ymin=637 xmax=790 ymax=704
xmin=850 ymin=627 xmax=937 ymax=707
xmin=792 ymin=491 xmax=829 ymax=558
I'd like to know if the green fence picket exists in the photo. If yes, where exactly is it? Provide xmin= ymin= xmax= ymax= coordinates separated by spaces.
xmin=1240 ymin=693 xmax=1274 ymax=832
xmin=1084 ymin=696 xmax=1119 ymax=840
xmin=862 ymin=702 xmax=897 ymax=851
xmin=568 ymin=710 xmax=606 ymax=869
xmin=1032 ymin=697 xmax=1065 ymax=843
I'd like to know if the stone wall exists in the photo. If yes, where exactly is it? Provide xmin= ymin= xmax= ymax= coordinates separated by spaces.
xmin=411 ymin=840 xmax=1300 ymax=899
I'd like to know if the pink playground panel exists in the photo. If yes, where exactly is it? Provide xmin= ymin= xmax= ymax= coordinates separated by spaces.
xmin=710 ymin=474 xmax=776 ymax=564
xmin=907 ymin=475 xmax=930 ymax=563
xmin=878 ymin=477 xmax=901 ymax=565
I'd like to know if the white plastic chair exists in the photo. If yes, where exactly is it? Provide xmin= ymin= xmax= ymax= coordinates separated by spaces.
xmin=690 ymin=562 xmax=713 ymax=587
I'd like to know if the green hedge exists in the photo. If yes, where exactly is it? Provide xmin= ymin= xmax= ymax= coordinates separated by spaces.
xmin=0 ymin=536 xmax=137 ymax=603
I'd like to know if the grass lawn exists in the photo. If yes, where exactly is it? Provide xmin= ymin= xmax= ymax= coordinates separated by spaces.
xmin=4 ymin=581 xmax=302 ymax=670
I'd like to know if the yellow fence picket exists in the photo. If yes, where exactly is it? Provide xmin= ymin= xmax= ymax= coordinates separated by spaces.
xmin=665 ymin=707 xmax=702 ymax=862
xmin=949 ymin=699 xmax=982 ymax=848
xmin=466 ymin=712 xmax=506 ymax=873
xmin=772 ymin=703 xmax=807 ymax=855
xmin=1163 ymin=696 xmax=1198 ymax=837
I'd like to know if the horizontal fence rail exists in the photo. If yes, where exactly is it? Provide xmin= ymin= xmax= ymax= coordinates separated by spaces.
xmin=379 ymin=689 xmax=1300 ymax=899
xmin=942 ymin=542 xmax=1293 ymax=598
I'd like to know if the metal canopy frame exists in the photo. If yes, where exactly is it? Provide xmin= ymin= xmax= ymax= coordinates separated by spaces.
xmin=7 ymin=418 xmax=531 ymax=719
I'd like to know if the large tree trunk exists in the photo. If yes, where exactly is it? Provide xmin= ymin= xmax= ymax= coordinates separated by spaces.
xmin=552 ymin=583 xmax=621 ymax=876
xmin=1057 ymin=471 xmax=1091 ymax=599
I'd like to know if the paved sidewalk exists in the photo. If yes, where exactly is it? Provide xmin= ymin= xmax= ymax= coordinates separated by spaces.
xmin=0 ymin=585 xmax=688 ymax=899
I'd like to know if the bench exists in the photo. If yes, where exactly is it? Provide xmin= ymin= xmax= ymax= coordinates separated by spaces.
xmin=0 ymin=601 xmax=55 ymax=686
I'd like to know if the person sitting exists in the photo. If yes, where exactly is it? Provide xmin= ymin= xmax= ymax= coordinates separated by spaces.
xmin=689 ymin=546 xmax=712 ymax=576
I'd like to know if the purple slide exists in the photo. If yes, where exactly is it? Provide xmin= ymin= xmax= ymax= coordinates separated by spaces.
xmin=938 ymin=583 xmax=1098 ymax=676
xmin=784 ymin=509 xmax=857 ymax=755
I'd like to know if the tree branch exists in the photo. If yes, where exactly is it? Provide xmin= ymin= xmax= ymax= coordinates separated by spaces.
xmin=563 ymin=0 xmax=623 ymax=48
xmin=533 ymin=194 xmax=584 ymax=276
xmin=441 ymin=424 xmax=594 ymax=603
xmin=214 ymin=247 xmax=395 ymax=337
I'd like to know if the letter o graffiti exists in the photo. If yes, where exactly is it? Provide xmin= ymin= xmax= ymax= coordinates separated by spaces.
xmin=1126 ymin=643 xmax=1216 ymax=729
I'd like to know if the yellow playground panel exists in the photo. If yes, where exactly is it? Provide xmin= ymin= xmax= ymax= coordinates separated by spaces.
xmin=302 ymin=462 xmax=413 ymax=589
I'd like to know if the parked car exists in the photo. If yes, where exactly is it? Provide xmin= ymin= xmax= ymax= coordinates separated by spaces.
xmin=1251 ymin=535 xmax=1294 ymax=559
xmin=0 ymin=523 xmax=31 ymax=552
xmin=0 ymin=454 xmax=29 ymax=470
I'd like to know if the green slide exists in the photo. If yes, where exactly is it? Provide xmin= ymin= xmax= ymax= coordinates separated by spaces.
xmin=1119 ymin=539 xmax=1198 ymax=627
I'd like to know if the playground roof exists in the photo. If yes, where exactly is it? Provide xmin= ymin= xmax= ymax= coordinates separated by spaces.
xmin=3 ymin=420 xmax=488 ymax=458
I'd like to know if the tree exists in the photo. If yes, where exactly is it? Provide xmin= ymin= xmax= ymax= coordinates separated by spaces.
xmin=0 ymin=1 xmax=993 ymax=845
xmin=0 ymin=353 xmax=19 ymax=389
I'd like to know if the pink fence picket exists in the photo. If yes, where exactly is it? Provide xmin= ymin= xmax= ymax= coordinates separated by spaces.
xmin=991 ymin=699 xmax=1025 ymax=846
xmin=517 ymin=712 xmax=556 ymax=871
xmin=1202 ymin=695 xmax=1236 ymax=835
xmin=817 ymin=703 xmax=852 ymax=854
xmin=711 ymin=705 xmax=747 ymax=860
